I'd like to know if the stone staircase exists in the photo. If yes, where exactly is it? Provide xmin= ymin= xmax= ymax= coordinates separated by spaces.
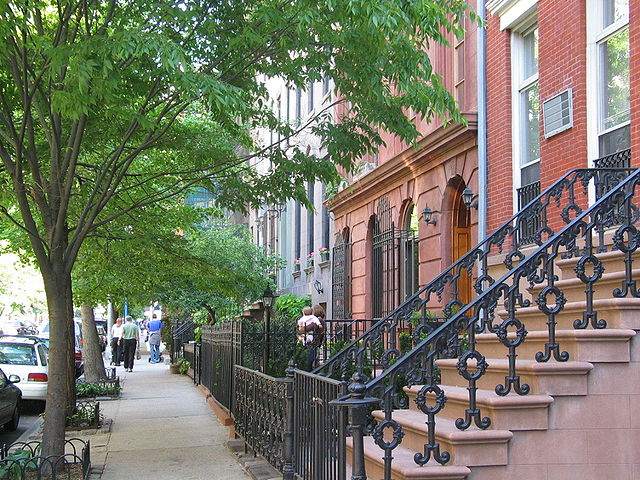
xmin=353 ymin=247 xmax=639 ymax=479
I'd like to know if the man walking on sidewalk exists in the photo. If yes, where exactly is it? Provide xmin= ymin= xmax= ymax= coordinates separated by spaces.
xmin=121 ymin=315 xmax=140 ymax=372
xmin=147 ymin=314 xmax=163 ymax=364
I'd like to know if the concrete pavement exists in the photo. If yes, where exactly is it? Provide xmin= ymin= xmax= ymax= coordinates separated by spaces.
xmin=88 ymin=352 xmax=252 ymax=480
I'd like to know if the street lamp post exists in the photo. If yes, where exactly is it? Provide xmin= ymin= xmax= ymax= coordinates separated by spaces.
xmin=262 ymin=287 xmax=277 ymax=373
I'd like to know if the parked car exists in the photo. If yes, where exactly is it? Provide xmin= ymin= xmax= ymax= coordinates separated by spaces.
xmin=38 ymin=320 xmax=83 ymax=377
xmin=0 ymin=367 xmax=21 ymax=431
xmin=0 ymin=336 xmax=48 ymax=402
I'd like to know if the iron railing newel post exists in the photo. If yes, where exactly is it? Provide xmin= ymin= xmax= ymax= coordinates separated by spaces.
xmin=282 ymin=360 xmax=296 ymax=480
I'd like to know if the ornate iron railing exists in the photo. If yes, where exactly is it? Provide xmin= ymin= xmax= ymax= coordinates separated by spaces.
xmin=315 ymin=166 xmax=634 ymax=381
xmin=517 ymin=181 xmax=541 ymax=245
xmin=336 ymin=166 xmax=639 ymax=479
xmin=234 ymin=365 xmax=288 ymax=471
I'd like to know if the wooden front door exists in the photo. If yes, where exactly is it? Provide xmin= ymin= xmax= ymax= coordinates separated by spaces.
xmin=452 ymin=191 xmax=472 ymax=305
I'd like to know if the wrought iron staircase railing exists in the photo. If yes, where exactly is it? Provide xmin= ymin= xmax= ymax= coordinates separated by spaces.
xmin=315 ymin=160 xmax=633 ymax=381
xmin=335 ymin=165 xmax=639 ymax=479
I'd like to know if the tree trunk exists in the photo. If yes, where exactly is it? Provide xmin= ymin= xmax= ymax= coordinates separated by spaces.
xmin=80 ymin=305 xmax=107 ymax=383
xmin=41 ymin=270 xmax=75 ymax=459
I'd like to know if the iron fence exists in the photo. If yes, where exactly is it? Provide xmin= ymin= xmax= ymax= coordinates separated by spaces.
xmin=171 ymin=319 xmax=196 ymax=363
xmin=234 ymin=365 xmax=288 ymax=471
xmin=200 ymin=322 xmax=239 ymax=411
xmin=293 ymin=370 xmax=347 ymax=480
xmin=0 ymin=438 xmax=91 ymax=479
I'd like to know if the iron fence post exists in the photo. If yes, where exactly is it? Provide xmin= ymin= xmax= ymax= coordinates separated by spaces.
xmin=282 ymin=360 xmax=296 ymax=480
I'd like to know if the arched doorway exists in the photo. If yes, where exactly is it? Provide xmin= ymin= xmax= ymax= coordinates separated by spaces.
xmin=451 ymin=184 xmax=472 ymax=306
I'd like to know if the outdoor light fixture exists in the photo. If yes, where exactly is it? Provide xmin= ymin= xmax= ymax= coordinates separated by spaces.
xmin=314 ymin=280 xmax=324 ymax=294
xmin=462 ymin=187 xmax=478 ymax=210
xmin=422 ymin=206 xmax=437 ymax=226
xmin=266 ymin=202 xmax=286 ymax=220
xmin=262 ymin=286 xmax=276 ymax=308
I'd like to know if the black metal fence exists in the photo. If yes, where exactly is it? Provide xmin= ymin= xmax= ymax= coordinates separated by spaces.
xmin=171 ymin=320 xmax=196 ymax=363
xmin=200 ymin=322 xmax=239 ymax=411
xmin=0 ymin=438 xmax=91 ymax=479
xmin=234 ymin=365 xmax=288 ymax=471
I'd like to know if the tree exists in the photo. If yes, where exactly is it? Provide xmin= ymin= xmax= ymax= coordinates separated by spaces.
xmin=0 ymin=0 xmax=472 ymax=455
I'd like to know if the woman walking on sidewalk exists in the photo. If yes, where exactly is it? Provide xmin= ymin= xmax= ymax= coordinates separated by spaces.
xmin=121 ymin=316 xmax=140 ymax=372
xmin=110 ymin=317 xmax=124 ymax=366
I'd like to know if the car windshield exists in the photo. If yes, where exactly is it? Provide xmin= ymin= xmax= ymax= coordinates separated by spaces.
xmin=0 ymin=343 xmax=37 ymax=366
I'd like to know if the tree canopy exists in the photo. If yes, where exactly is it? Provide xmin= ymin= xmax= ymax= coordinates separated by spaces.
xmin=0 ymin=0 xmax=474 ymax=456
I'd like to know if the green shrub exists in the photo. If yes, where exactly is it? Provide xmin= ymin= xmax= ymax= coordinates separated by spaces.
xmin=76 ymin=382 xmax=121 ymax=398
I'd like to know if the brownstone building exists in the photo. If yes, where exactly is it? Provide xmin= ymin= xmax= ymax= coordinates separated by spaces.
xmin=328 ymin=13 xmax=480 ymax=320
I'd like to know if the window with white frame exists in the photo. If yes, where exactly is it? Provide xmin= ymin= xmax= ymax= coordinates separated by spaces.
xmin=595 ymin=0 xmax=629 ymax=157
xmin=513 ymin=23 xmax=540 ymax=191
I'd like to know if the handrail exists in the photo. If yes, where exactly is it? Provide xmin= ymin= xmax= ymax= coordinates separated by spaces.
xmin=315 ymin=164 xmax=634 ymax=379
xmin=337 ymin=166 xmax=639 ymax=477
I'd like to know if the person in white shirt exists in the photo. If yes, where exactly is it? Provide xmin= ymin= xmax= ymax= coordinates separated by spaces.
xmin=110 ymin=317 xmax=124 ymax=366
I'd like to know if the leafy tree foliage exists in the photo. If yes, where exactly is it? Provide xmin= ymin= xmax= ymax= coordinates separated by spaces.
xmin=0 ymin=0 xmax=473 ymax=455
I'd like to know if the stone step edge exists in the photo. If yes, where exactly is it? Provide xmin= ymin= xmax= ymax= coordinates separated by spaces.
xmin=528 ymin=269 xmax=640 ymax=292
xmin=348 ymin=436 xmax=472 ymax=479
xmin=371 ymin=409 xmax=514 ymax=445
xmin=435 ymin=358 xmax=593 ymax=377
xmin=475 ymin=328 xmax=636 ymax=342
xmin=405 ymin=384 xmax=554 ymax=410
xmin=496 ymin=297 xmax=640 ymax=319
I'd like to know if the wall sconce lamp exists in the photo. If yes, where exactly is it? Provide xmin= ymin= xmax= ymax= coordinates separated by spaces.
xmin=266 ymin=202 xmax=286 ymax=220
xmin=313 ymin=280 xmax=324 ymax=295
xmin=462 ymin=187 xmax=479 ymax=210
xmin=422 ymin=206 xmax=437 ymax=226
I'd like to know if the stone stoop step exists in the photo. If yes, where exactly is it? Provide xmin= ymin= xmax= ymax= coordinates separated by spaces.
xmin=371 ymin=409 xmax=513 ymax=467
xmin=436 ymin=358 xmax=593 ymax=396
xmin=405 ymin=385 xmax=554 ymax=431
xmin=475 ymin=328 xmax=636 ymax=363
xmin=496 ymin=297 xmax=640 ymax=331
xmin=554 ymin=249 xmax=640 ymax=281
xmin=346 ymin=436 xmax=471 ymax=480
xmin=528 ymin=268 xmax=640 ymax=303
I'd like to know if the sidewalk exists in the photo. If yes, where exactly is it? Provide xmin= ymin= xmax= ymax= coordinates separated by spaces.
xmin=88 ymin=351 xmax=252 ymax=480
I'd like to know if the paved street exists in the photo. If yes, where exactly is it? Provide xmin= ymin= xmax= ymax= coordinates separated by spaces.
xmin=0 ymin=401 xmax=42 ymax=445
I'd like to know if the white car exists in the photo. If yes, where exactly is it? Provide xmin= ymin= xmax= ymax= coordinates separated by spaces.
xmin=0 ymin=336 xmax=48 ymax=401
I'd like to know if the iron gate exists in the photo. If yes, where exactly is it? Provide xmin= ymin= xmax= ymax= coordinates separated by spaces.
xmin=294 ymin=370 xmax=348 ymax=480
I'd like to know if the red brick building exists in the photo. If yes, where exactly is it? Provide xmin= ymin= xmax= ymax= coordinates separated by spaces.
xmin=486 ymin=0 xmax=637 ymax=232
xmin=328 ymin=12 xmax=479 ymax=319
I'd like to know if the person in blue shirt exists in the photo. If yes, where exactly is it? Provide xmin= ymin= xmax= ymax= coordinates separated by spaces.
xmin=147 ymin=314 xmax=163 ymax=364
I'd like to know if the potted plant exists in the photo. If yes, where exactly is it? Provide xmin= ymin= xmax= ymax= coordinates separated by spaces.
xmin=318 ymin=247 xmax=330 ymax=263
xmin=292 ymin=258 xmax=301 ymax=272
xmin=306 ymin=252 xmax=314 ymax=268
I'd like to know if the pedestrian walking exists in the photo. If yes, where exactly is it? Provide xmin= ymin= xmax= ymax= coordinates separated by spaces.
xmin=110 ymin=317 xmax=124 ymax=366
xmin=296 ymin=306 xmax=322 ymax=371
xmin=147 ymin=314 xmax=163 ymax=364
xmin=121 ymin=315 xmax=140 ymax=372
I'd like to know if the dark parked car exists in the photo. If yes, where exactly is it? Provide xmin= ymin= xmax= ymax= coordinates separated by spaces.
xmin=0 ymin=367 xmax=21 ymax=431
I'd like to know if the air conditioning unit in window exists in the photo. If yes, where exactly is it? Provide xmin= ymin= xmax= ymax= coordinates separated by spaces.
xmin=543 ymin=88 xmax=573 ymax=138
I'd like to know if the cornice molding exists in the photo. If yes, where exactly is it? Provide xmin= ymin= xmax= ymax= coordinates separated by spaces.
xmin=327 ymin=113 xmax=478 ymax=214
xmin=486 ymin=0 xmax=538 ymax=30
xmin=486 ymin=0 xmax=514 ymax=15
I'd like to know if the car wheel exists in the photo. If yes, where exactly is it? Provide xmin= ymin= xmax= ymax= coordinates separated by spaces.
xmin=5 ymin=402 xmax=20 ymax=432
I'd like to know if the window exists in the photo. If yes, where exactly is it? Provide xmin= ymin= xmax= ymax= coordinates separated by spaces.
xmin=296 ymin=87 xmax=302 ymax=120
xmin=322 ymin=75 xmax=330 ymax=97
xmin=307 ymin=81 xmax=314 ymax=113
xmin=307 ymin=182 xmax=315 ymax=253
xmin=295 ymin=201 xmax=301 ymax=260
xmin=453 ymin=27 xmax=465 ymax=104
xmin=596 ymin=0 xmax=629 ymax=156
xmin=512 ymin=22 xmax=540 ymax=215
xmin=400 ymin=204 xmax=419 ymax=300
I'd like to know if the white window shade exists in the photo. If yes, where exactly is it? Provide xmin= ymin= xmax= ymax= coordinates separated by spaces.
xmin=543 ymin=89 xmax=573 ymax=138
